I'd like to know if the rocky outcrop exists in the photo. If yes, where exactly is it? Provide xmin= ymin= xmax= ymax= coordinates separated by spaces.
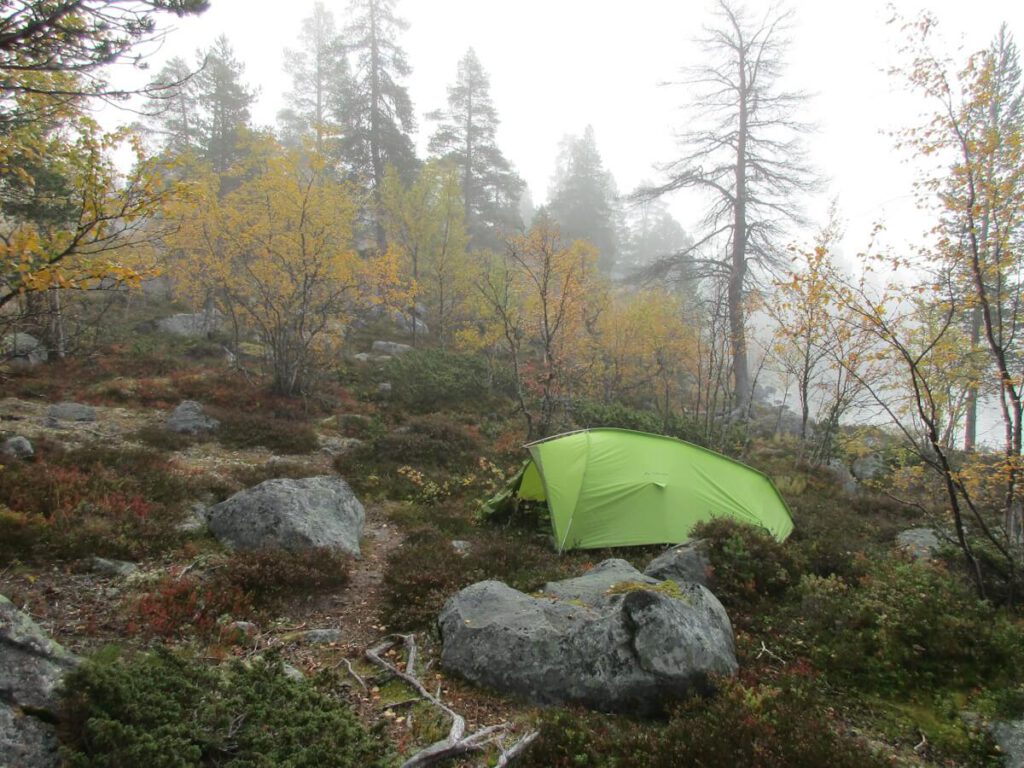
xmin=0 ymin=594 xmax=78 ymax=768
xmin=206 ymin=476 xmax=365 ymax=557
xmin=165 ymin=400 xmax=219 ymax=435
xmin=439 ymin=560 xmax=737 ymax=715
xmin=1 ymin=333 xmax=47 ymax=368
xmin=371 ymin=340 xmax=413 ymax=356
xmin=156 ymin=311 xmax=221 ymax=338
xmin=896 ymin=528 xmax=941 ymax=561
xmin=644 ymin=540 xmax=712 ymax=587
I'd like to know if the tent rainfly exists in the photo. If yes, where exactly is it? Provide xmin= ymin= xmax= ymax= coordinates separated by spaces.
xmin=484 ymin=428 xmax=794 ymax=551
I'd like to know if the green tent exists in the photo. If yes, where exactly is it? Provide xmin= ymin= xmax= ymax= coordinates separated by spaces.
xmin=487 ymin=428 xmax=794 ymax=551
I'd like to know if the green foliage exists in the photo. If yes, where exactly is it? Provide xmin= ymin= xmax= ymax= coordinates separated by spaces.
xmin=381 ymin=350 xmax=505 ymax=411
xmin=59 ymin=648 xmax=392 ymax=767
xmin=214 ymin=410 xmax=319 ymax=454
xmin=692 ymin=518 xmax=800 ymax=615
xmin=132 ymin=424 xmax=199 ymax=452
xmin=0 ymin=444 xmax=187 ymax=562
xmin=792 ymin=560 xmax=1022 ymax=694
xmin=521 ymin=676 xmax=887 ymax=768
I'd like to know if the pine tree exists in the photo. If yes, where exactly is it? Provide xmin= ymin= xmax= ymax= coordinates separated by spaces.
xmin=337 ymin=0 xmax=417 ymax=251
xmin=146 ymin=35 xmax=254 ymax=174
xmin=278 ymin=2 xmax=349 ymax=162
xmin=195 ymin=35 xmax=255 ymax=174
xmin=548 ymin=126 xmax=619 ymax=274
xmin=427 ymin=48 xmax=524 ymax=248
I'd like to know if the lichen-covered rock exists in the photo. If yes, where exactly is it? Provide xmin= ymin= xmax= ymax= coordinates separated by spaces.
xmin=165 ymin=400 xmax=219 ymax=434
xmin=0 ymin=594 xmax=77 ymax=768
xmin=439 ymin=560 xmax=737 ymax=715
xmin=0 ymin=704 xmax=60 ymax=768
xmin=45 ymin=402 xmax=96 ymax=425
xmin=206 ymin=476 xmax=364 ymax=557
xmin=644 ymin=540 xmax=712 ymax=587
xmin=0 ymin=435 xmax=34 ymax=460
xmin=992 ymin=718 xmax=1024 ymax=768
xmin=0 ymin=595 xmax=78 ymax=712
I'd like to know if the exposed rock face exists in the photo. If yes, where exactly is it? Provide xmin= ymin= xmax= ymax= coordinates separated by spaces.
xmin=165 ymin=400 xmax=219 ymax=434
xmin=371 ymin=340 xmax=413 ymax=356
xmin=0 ymin=595 xmax=78 ymax=768
xmin=156 ymin=311 xmax=221 ymax=338
xmin=644 ymin=540 xmax=712 ymax=587
xmin=851 ymin=452 xmax=886 ymax=481
xmin=45 ymin=402 xmax=96 ymax=425
xmin=1 ymin=333 xmax=47 ymax=367
xmin=206 ymin=476 xmax=365 ymax=557
xmin=826 ymin=458 xmax=859 ymax=494
xmin=896 ymin=528 xmax=941 ymax=561
xmin=0 ymin=436 xmax=34 ymax=460
xmin=90 ymin=557 xmax=138 ymax=577
xmin=439 ymin=560 xmax=737 ymax=715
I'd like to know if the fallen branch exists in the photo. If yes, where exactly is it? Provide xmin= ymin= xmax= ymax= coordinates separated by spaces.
xmin=496 ymin=730 xmax=540 ymax=767
xmin=365 ymin=634 xmax=532 ymax=768
xmin=338 ymin=657 xmax=367 ymax=691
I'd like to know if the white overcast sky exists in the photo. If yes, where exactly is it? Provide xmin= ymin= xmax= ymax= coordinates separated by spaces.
xmin=118 ymin=0 xmax=1024 ymax=256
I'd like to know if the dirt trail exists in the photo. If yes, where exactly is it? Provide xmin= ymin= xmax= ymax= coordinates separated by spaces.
xmin=293 ymin=500 xmax=406 ymax=654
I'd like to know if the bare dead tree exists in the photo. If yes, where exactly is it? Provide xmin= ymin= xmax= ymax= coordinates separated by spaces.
xmin=641 ymin=0 xmax=815 ymax=409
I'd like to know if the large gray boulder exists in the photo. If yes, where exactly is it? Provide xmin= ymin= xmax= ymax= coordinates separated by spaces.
xmin=439 ymin=560 xmax=737 ymax=715
xmin=993 ymin=719 xmax=1024 ymax=768
xmin=644 ymin=540 xmax=712 ymax=587
xmin=0 ymin=705 xmax=60 ymax=768
xmin=206 ymin=476 xmax=365 ymax=557
xmin=1 ymin=333 xmax=47 ymax=368
xmin=165 ymin=400 xmax=219 ymax=435
xmin=0 ymin=595 xmax=78 ymax=768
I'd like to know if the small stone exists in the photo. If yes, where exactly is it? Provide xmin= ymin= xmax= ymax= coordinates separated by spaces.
xmin=285 ymin=628 xmax=342 ymax=645
xmin=377 ymin=382 xmax=392 ymax=395
xmin=0 ymin=436 xmax=33 ymax=460
xmin=90 ymin=557 xmax=138 ymax=577
xmin=282 ymin=663 xmax=305 ymax=682
xmin=451 ymin=540 xmax=472 ymax=556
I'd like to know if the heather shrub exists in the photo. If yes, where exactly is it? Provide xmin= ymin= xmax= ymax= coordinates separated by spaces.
xmin=0 ymin=444 xmax=187 ymax=561
xmin=59 ymin=648 xmax=391 ymax=767
xmin=521 ymin=677 xmax=887 ymax=768
xmin=691 ymin=518 xmax=800 ymax=615
xmin=381 ymin=525 xmax=568 ymax=630
xmin=130 ymin=574 xmax=251 ymax=638
xmin=212 ymin=547 xmax=352 ymax=609
xmin=214 ymin=410 xmax=319 ymax=454
xmin=792 ymin=560 xmax=1021 ymax=693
